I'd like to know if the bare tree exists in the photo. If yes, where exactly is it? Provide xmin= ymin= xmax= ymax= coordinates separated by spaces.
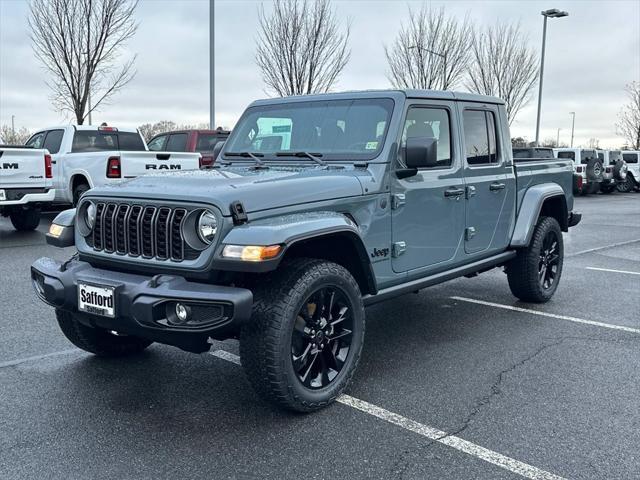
xmin=256 ymin=0 xmax=350 ymax=97
xmin=587 ymin=137 xmax=600 ymax=149
xmin=0 ymin=125 xmax=31 ymax=145
xmin=29 ymin=0 xmax=138 ymax=124
xmin=465 ymin=22 xmax=538 ymax=125
xmin=616 ymin=81 xmax=640 ymax=149
xmin=385 ymin=6 xmax=472 ymax=90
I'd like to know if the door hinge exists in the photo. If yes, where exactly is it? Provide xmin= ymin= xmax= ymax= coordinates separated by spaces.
xmin=466 ymin=185 xmax=476 ymax=199
xmin=391 ymin=193 xmax=406 ymax=210
xmin=465 ymin=227 xmax=476 ymax=241
xmin=392 ymin=241 xmax=406 ymax=257
xmin=230 ymin=200 xmax=248 ymax=225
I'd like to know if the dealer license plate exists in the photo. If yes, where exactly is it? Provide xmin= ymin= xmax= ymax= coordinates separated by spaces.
xmin=78 ymin=282 xmax=115 ymax=318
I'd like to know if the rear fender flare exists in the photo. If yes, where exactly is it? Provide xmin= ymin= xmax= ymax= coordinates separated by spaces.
xmin=510 ymin=184 xmax=567 ymax=248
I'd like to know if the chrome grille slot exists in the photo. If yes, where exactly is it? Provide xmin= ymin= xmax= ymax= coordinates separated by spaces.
xmin=88 ymin=202 xmax=195 ymax=263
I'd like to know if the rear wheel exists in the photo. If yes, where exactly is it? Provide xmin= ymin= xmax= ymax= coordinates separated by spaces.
xmin=72 ymin=183 xmax=90 ymax=206
xmin=617 ymin=175 xmax=635 ymax=193
xmin=507 ymin=216 xmax=563 ymax=303
xmin=56 ymin=309 xmax=152 ymax=356
xmin=240 ymin=258 xmax=365 ymax=412
xmin=9 ymin=207 xmax=40 ymax=231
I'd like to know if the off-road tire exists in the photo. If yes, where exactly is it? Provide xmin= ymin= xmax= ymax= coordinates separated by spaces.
xmin=585 ymin=158 xmax=603 ymax=183
xmin=9 ymin=208 xmax=40 ymax=231
xmin=240 ymin=258 xmax=365 ymax=412
xmin=617 ymin=175 xmax=635 ymax=193
xmin=72 ymin=183 xmax=90 ymax=207
xmin=507 ymin=216 xmax=563 ymax=303
xmin=56 ymin=309 xmax=152 ymax=356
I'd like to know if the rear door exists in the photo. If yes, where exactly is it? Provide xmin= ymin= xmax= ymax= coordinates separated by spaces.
xmin=165 ymin=133 xmax=188 ymax=152
xmin=460 ymin=104 xmax=515 ymax=255
xmin=42 ymin=129 xmax=64 ymax=188
xmin=391 ymin=100 xmax=465 ymax=273
xmin=147 ymin=135 xmax=168 ymax=151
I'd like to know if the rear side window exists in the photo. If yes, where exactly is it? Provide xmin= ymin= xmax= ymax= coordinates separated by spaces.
xmin=463 ymin=110 xmax=499 ymax=165
xmin=196 ymin=133 xmax=227 ymax=151
xmin=71 ymin=131 xmax=145 ymax=152
xmin=557 ymin=151 xmax=575 ymax=161
xmin=597 ymin=152 xmax=604 ymax=161
xmin=401 ymin=106 xmax=452 ymax=168
xmin=43 ymin=129 xmax=64 ymax=154
xmin=166 ymin=133 xmax=188 ymax=151
xmin=623 ymin=153 xmax=638 ymax=163
xmin=512 ymin=149 xmax=530 ymax=159
xmin=25 ymin=132 xmax=46 ymax=148
xmin=581 ymin=150 xmax=597 ymax=164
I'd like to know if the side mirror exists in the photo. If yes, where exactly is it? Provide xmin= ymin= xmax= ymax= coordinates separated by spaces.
xmin=212 ymin=140 xmax=226 ymax=160
xmin=406 ymin=136 xmax=438 ymax=169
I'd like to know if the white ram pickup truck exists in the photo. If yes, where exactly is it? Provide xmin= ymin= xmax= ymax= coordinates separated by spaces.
xmin=0 ymin=137 xmax=55 ymax=231
xmin=25 ymin=125 xmax=202 ymax=205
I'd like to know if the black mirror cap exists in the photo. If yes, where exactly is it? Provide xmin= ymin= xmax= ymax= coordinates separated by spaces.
xmin=405 ymin=136 xmax=438 ymax=169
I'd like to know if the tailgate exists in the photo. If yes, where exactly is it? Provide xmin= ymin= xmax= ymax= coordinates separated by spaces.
xmin=0 ymin=148 xmax=49 ymax=189
xmin=119 ymin=151 xmax=201 ymax=178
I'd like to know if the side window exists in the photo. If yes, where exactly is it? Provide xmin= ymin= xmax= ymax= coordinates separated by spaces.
xmin=147 ymin=135 xmax=167 ymax=151
xmin=26 ymin=132 xmax=46 ymax=149
xmin=463 ymin=110 xmax=499 ymax=166
xmin=43 ymin=129 xmax=64 ymax=154
xmin=623 ymin=153 xmax=638 ymax=164
xmin=401 ymin=106 xmax=452 ymax=168
xmin=557 ymin=151 xmax=575 ymax=161
xmin=166 ymin=133 xmax=188 ymax=151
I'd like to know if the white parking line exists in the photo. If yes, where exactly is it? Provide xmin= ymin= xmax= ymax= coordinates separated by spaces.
xmin=586 ymin=266 xmax=640 ymax=276
xmin=451 ymin=296 xmax=640 ymax=335
xmin=0 ymin=348 xmax=81 ymax=369
xmin=567 ymin=238 xmax=640 ymax=257
xmin=210 ymin=350 xmax=565 ymax=480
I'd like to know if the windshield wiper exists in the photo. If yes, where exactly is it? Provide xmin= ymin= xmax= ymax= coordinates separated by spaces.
xmin=224 ymin=151 xmax=267 ymax=168
xmin=275 ymin=151 xmax=326 ymax=166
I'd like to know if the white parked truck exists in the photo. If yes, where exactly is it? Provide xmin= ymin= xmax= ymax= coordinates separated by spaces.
xmin=0 ymin=136 xmax=55 ymax=231
xmin=553 ymin=148 xmax=603 ymax=195
xmin=619 ymin=151 xmax=639 ymax=192
xmin=24 ymin=125 xmax=202 ymax=205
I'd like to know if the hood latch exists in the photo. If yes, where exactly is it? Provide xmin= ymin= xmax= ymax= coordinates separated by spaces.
xmin=230 ymin=200 xmax=248 ymax=225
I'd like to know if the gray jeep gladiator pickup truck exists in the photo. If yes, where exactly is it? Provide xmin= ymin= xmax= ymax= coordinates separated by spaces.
xmin=32 ymin=90 xmax=581 ymax=412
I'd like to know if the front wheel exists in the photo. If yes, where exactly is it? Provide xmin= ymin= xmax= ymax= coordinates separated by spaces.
xmin=507 ymin=216 xmax=564 ymax=303
xmin=240 ymin=259 xmax=365 ymax=412
xmin=56 ymin=309 xmax=152 ymax=356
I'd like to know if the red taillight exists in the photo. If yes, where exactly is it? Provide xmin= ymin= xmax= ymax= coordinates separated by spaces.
xmin=199 ymin=155 xmax=214 ymax=168
xmin=44 ymin=154 xmax=53 ymax=179
xmin=577 ymin=176 xmax=583 ymax=188
xmin=106 ymin=156 xmax=121 ymax=178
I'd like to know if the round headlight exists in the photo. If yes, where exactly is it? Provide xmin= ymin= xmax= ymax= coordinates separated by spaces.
xmin=85 ymin=202 xmax=96 ymax=230
xmin=197 ymin=210 xmax=217 ymax=244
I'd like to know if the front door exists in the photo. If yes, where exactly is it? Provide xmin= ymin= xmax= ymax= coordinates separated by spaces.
xmin=391 ymin=102 xmax=465 ymax=273
xmin=459 ymin=105 xmax=514 ymax=254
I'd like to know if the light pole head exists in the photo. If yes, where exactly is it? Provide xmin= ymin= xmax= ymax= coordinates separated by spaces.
xmin=542 ymin=8 xmax=569 ymax=18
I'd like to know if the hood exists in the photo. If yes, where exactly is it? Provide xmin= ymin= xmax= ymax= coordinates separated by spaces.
xmin=88 ymin=165 xmax=368 ymax=215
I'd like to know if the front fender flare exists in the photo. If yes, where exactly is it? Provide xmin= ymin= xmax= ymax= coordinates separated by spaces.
xmin=510 ymin=184 xmax=567 ymax=248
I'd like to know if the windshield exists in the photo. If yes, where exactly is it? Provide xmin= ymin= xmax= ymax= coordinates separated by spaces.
xmin=223 ymin=98 xmax=394 ymax=160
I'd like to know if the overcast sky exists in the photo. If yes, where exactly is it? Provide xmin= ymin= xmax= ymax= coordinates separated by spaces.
xmin=1 ymin=0 xmax=639 ymax=147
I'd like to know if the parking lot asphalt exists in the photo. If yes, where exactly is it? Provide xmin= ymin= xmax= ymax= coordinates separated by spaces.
xmin=1 ymin=193 xmax=639 ymax=480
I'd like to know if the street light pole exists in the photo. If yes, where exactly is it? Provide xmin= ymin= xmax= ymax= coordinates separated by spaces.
xmin=11 ymin=115 xmax=15 ymax=136
xmin=569 ymin=112 xmax=575 ymax=148
xmin=557 ymin=128 xmax=561 ymax=147
xmin=209 ymin=0 xmax=215 ymax=129
xmin=534 ymin=8 xmax=569 ymax=147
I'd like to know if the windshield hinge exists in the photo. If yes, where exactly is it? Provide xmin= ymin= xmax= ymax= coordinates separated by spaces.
xmin=230 ymin=200 xmax=248 ymax=226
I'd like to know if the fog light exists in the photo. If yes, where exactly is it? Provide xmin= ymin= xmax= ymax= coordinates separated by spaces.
xmin=48 ymin=223 xmax=64 ymax=238
xmin=175 ymin=303 xmax=190 ymax=322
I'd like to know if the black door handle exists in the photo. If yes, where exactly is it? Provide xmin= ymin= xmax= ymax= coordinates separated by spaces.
xmin=444 ymin=187 xmax=465 ymax=198
xmin=490 ymin=182 xmax=506 ymax=191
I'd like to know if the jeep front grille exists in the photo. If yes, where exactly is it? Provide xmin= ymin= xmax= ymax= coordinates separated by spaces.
xmin=91 ymin=202 xmax=197 ymax=261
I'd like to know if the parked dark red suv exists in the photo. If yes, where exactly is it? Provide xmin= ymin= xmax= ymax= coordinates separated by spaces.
xmin=147 ymin=128 xmax=230 ymax=167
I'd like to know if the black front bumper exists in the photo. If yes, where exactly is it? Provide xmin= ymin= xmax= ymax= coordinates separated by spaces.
xmin=31 ymin=257 xmax=253 ymax=352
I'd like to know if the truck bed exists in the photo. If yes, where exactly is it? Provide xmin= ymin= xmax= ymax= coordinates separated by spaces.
xmin=514 ymin=158 xmax=574 ymax=212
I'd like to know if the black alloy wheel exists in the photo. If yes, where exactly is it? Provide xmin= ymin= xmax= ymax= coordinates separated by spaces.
xmin=538 ymin=230 xmax=560 ymax=290
xmin=291 ymin=287 xmax=354 ymax=389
